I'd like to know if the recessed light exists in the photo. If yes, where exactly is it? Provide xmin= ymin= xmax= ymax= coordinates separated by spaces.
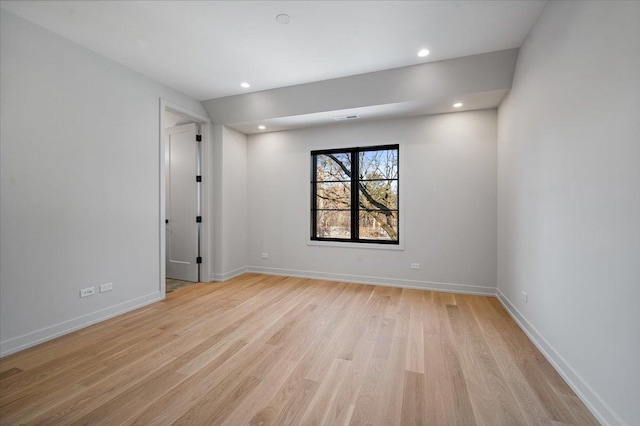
xmin=240 ymin=82 xmax=250 ymax=88
xmin=417 ymin=49 xmax=430 ymax=57
xmin=276 ymin=14 xmax=291 ymax=24
xmin=453 ymin=102 xmax=463 ymax=108
xmin=258 ymin=125 xmax=266 ymax=130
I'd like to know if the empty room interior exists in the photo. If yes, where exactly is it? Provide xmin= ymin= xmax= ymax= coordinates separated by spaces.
xmin=1 ymin=1 xmax=638 ymax=425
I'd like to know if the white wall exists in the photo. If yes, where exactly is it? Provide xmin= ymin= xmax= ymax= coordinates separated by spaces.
xmin=0 ymin=10 xmax=208 ymax=355
xmin=209 ymin=124 xmax=248 ymax=280
xmin=497 ymin=1 xmax=640 ymax=424
xmin=210 ymin=125 xmax=225 ymax=277
xmin=247 ymin=111 xmax=497 ymax=293
xmin=221 ymin=126 xmax=248 ymax=277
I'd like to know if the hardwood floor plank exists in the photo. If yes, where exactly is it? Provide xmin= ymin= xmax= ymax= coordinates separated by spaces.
xmin=128 ymin=339 xmax=251 ymax=425
xmin=222 ymin=356 xmax=297 ymax=425
xmin=372 ymin=317 xmax=396 ymax=360
xmin=278 ymin=282 xmax=350 ymax=362
xmin=0 ymin=274 xmax=597 ymax=426
xmin=349 ymin=356 xmax=388 ymax=425
xmin=0 ymin=326 xmax=167 ymax=402
xmin=24 ymin=351 xmax=176 ymax=425
xmin=454 ymin=295 xmax=530 ymax=425
xmin=299 ymin=357 xmax=352 ymax=425
xmin=465 ymin=296 xmax=551 ymax=425
xmin=406 ymin=289 xmax=425 ymax=373
xmin=486 ymin=297 xmax=575 ymax=396
xmin=422 ymin=296 xmax=457 ymax=425
xmin=265 ymin=303 xmax=318 ymax=345
xmin=175 ymin=374 xmax=262 ymax=425
xmin=440 ymin=301 xmax=477 ymax=425
xmin=484 ymin=298 xmax=595 ymax=424
xmin=382 ymin=286 xmax=403 ymax=320
xmin=401 ymin=370 xmax=426 ymax=426
xmin=0 ymin=368 xmax=22 ymax=382
xmin=394 ymin=288 xmax=412 ymax=339
xmin=381 ymin=336 xmax=408 ymax=425
xmin=1 ymin=331 xmax=196 ymax=423
xmin=304 ymin=284 xmax=374 ymax=382
xmin=263 ymin=378 xmax=319 ymax=426
xmin=446 ymin=302 xmax=498 ymax=424
xmin=249 ymin=295 xmax=352 ymax=426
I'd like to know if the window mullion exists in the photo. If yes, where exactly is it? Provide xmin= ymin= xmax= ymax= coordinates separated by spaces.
xmin=351 ymin=149 xmax=359 ymax=241
xmin=311 ymin=154 xmax=317 ymax=239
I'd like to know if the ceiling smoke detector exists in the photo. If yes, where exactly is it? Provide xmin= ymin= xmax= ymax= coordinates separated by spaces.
xmin=276 ymin=14 xmax=291 ymax=24
xmin=333 ymin=115 xmax=360 ymax=121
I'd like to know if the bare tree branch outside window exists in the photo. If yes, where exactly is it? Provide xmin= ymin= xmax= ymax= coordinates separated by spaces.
xmin=311 ymin=145 xmax=399 ymax=243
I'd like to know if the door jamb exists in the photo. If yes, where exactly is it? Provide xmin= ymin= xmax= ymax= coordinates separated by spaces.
xmin=159 ymin=98 xmax=211 ymax=295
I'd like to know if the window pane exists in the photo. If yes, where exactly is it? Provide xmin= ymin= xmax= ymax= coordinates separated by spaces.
xmin=316 ymin=182 xmax=351 ymax=210
xmin=359 ymin=180 xmax=398 ymax=210
xmin=316 ymin=210 xmax=351 ymax=239
xmin=359 ymin=210 xmax=398 ymax=241
xmin=311 ymin=145 xmax=399 ymax=244
xmin=316 ymin=153 xmax=351 ymax=182
xmin=359 ymin=149 xmax=398 ymax=180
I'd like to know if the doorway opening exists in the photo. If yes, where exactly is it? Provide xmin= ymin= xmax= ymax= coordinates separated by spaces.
xmin=159 ymin=100 xmax=210 ymax=295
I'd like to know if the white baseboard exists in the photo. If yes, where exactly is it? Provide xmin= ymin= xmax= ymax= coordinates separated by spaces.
xmin=209 ymin=266 xmax=248 ymax=282
xmin=496 ymin=289 xmax=623 ymax=426
xmin=247 ymin=265 xmax=496 ymax=296
xmin=0 ymin=291 xmax=164 ymax=358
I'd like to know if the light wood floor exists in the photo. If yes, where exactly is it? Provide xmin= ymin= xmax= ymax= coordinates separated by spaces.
xmin=0 ymin=273 xmax=598 ymax=425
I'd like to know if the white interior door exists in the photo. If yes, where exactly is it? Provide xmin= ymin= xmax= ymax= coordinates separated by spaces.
xmin=166 ymin=123 xmax=199 ymax=282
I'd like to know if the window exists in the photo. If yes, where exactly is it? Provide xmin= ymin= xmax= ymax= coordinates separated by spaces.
xmin=311 ymin=144 xmax=399 ymax=244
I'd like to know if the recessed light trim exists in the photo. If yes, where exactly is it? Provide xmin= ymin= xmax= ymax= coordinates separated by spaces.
xmin=276 ymin=14 xmax=291 ymax=24
xmin=240 ymin=82 xmax=250 ymax=88
xmin=417 ymin=49 xmax=430 ymax=57
xmin=453 ymin=102 xmax=463 ymax=108
xmin=258 ymin=125 xmax=266 ymax=130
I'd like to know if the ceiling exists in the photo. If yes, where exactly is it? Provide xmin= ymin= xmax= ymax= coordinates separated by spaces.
xmin=0 ymin=1 xmax=546 ymax=102
xmin=229 ymin=89 xmax=510 ymax=134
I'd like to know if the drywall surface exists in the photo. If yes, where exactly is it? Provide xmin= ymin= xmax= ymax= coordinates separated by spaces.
xmin=220 ymin=126 xmax=248 ymax=277
xmin=497 ymin=1 xmax=640 ymax=424
xmin=247 ymin=111 xmax=497 ymax=293
xmin=202 ymin=49 xmax=518 ymax=126
xmin=0 ymin=10 xmax=208 ymax=355
xmin=209 ymin=125 xmax=225 ymax=278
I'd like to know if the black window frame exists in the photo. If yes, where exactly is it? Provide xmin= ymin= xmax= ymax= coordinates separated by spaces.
xmin=310 ymin=144 xmax=399 ymax=245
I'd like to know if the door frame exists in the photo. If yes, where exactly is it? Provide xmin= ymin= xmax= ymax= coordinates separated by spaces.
xmin=159 ymin=99 xmax=211 ymax=294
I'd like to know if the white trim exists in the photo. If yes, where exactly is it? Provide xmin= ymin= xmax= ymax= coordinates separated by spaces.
xmin=159 ymin=99 xmax=212 ymax=290
xmin=496 ymin=288 xmax=624 ymax=426
xmin=209 ymin=266 xmax=248 ymax=282
xmin=307 ymin=240 xmax=404 ymax=251
xmin=247 ymin=266 xmax=496 ymax=295
xmin=0 ymin=292 xmax=163 ymax=357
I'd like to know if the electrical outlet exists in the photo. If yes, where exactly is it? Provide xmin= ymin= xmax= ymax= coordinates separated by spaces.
xmin=100 ymin=282 xmax=113 ymax=293
xmin=80 ymin=287 xmax=95 ymax=298
xmin=261 ymin=253 xmax=269 ymax=259
xmin=410 ymin=263 xmax=421 ymax=270
xmin=521 ymin=291 xmax=528 ymax=303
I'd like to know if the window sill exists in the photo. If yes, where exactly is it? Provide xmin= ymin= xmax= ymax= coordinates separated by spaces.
xmin=307 ymin=240 xmax=405 ymax=251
